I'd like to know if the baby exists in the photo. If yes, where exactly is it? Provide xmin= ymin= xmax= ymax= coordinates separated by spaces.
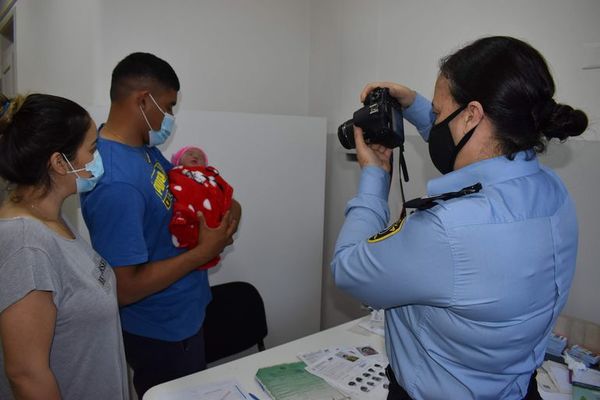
xmin=169 ymin=146 xmax=234 ymax=270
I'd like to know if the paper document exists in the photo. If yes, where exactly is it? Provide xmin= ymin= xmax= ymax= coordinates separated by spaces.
xmin=573 ymin=367 xmax=600 ymax=388
xmin=163 ymin=379 xmax=250 ymax=400
xmin=358 ymin=310 xmax=385 ymax=337
xmin=255 ymin=361 xmax=347 ymax=400
xmin=537 ymin=360 xmax=572 ymax=399
xmin=300 ymin=345 xmax=389 ymax=400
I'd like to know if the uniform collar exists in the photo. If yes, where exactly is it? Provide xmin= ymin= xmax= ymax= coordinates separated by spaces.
xmin=427 ymin=150 xmax=540 ymax=196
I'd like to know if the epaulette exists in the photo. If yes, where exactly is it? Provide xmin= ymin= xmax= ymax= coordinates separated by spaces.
xmin=404 ymin=182 xmax=482 ymax=211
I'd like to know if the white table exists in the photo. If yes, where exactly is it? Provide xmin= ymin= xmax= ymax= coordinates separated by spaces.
xmin=144 ymin=317 xmax=383 ymax=399
xmin=143 ymin=317 xmax=567 ymax=400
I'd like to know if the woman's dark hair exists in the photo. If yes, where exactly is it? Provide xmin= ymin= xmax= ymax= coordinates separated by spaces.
xmin=439 ymin=36 xmax=588 ymax=157
xmin=0 ymin=93 xmax=92 ymax=193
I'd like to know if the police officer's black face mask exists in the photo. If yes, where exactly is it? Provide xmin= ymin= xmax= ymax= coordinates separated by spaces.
xmin=428 ymin=105 xmax=477 ymax=174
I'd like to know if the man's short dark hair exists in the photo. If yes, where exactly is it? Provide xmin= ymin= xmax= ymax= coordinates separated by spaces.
xmin=110 ymin=52 xmax=180 ymax=102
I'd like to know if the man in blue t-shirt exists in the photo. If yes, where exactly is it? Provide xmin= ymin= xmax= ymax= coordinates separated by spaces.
xmin=81 ymin=52 xmax=240 ymax=398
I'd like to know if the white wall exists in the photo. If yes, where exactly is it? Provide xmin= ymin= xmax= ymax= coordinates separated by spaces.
xmin=310 ymin=0 xmax=600 ymax=328
xmin=17 ymin=0 xmax=311 ymax=115
xmin=15 ymin=0 xmax=99 ymax=104
xmin=93 ymin=0 xmax=311 ymax=115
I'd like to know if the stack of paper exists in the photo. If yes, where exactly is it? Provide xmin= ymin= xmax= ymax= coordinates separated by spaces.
xmin=255 ymin=362 xmax=347 ymax=400
xmin=566 ymin=344 xmax=600 ymax=367
xmin=546 ymin=332 xmax=568 ymax=357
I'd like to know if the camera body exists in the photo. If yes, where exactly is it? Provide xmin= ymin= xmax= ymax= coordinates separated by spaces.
xmin=338 ymin=87 xmax=404 ymax=150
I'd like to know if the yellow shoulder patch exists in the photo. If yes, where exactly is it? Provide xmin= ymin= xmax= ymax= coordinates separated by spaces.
xmin=368 ymin=215 xmax=406 ymax=243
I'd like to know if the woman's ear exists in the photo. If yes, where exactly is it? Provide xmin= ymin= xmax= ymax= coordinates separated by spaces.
xmin=465 ymin=101 xmax=484 ymax=130
xmin=48 ymin=152 xmax=70 ymax=176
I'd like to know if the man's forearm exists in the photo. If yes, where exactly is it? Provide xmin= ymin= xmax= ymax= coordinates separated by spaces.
xmin=115 ymin=246 xmax=219 ymax=306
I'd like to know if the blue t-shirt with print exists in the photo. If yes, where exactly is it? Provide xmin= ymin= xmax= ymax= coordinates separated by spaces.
xmin=81 ymin=137 xmax=211 ymax=341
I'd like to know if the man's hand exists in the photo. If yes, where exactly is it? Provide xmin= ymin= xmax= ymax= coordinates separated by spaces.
xmin=360 ymin=82 xmax=417 ymax=108
xmin=191 ymin=211 xmax=237 ymax=261
xmin=229 ymin=199 xmax=242 ymax=235
xmin=354 ymin=127 xmax=392 ymax=173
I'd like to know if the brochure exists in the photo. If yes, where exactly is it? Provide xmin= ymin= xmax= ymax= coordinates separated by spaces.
xmin=255 ymin=361 xmax=348 ymax=400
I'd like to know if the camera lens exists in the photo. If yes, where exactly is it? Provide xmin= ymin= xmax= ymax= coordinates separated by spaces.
xmin=337 ymin=119 xmax=355 ymax=149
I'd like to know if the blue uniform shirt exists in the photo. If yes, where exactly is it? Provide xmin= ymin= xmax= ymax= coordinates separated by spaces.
xmin=81 ymin=138 xmax=211 ymax=341
xmin=331 ymin=94 xmax=578 ymax=399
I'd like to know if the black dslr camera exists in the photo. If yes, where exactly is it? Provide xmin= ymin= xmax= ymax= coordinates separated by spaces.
xmin=338 ymin=87 xmax=404 ymax=150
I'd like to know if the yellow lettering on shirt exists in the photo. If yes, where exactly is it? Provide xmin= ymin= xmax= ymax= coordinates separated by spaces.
xmin=151 ymin=162 xmax=173 ymax=209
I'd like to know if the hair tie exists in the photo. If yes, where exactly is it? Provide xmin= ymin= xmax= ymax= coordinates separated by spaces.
xmin=0 ymin=100 xmax=10 ymax=118
xmin=541 ymin=99 xmax=557 ymax=120
xmin=532 ymin=99 xmax=556 ymax=131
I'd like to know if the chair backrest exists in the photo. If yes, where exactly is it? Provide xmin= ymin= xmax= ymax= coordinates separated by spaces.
xmin=204 ymin=281 xmax=268 ymax=364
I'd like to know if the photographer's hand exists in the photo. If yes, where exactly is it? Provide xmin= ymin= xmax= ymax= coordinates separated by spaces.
xmin=361 ymin=82 xmax=417 ymax=108
xmin=354 ymin=127 xmax=392 ymax=173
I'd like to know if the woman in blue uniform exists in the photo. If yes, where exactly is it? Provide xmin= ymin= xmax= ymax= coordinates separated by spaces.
xmin=331 ymin=36 xmax=588 ymax=399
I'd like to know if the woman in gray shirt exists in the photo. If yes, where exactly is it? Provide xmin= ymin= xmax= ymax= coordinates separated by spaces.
xmin=0 ymin=93 xmax=129 ymax=399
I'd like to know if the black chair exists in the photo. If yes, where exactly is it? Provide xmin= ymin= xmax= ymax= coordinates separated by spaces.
xmin=203 ymin=281 xmax=268 ymax=364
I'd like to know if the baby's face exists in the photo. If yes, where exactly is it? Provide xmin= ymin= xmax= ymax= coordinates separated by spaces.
xmin=180 ymin=148 xmax=206 ymax=167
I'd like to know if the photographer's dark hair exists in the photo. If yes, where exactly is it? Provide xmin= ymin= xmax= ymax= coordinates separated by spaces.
xmin=0 ymin=93 xmax=92 ymax=194
xmin=439 ymin=36 xmax=588 ymax=157
xmin=110 ymin=52 xmax=180 ymax=102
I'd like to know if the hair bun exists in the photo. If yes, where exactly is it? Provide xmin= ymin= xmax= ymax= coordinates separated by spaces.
xmin=539 ymin=102 xmax=588 ymax=140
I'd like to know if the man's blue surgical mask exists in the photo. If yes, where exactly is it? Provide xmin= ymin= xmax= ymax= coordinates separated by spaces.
xmin=140 ymin=93 xmax=175 ymax=147
xmin=63 ymin=150 xmax=104 ymax=193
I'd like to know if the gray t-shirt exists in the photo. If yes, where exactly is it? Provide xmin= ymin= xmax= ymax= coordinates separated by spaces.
xmin=0 ymin=217 xmax=129 ymax=400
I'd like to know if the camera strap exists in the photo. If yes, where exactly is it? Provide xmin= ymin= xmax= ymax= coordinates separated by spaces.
xmin=403 ymin=182 xmax=482 ymax=211
xmin=395 ymin=147 xmax=409 ymax=207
